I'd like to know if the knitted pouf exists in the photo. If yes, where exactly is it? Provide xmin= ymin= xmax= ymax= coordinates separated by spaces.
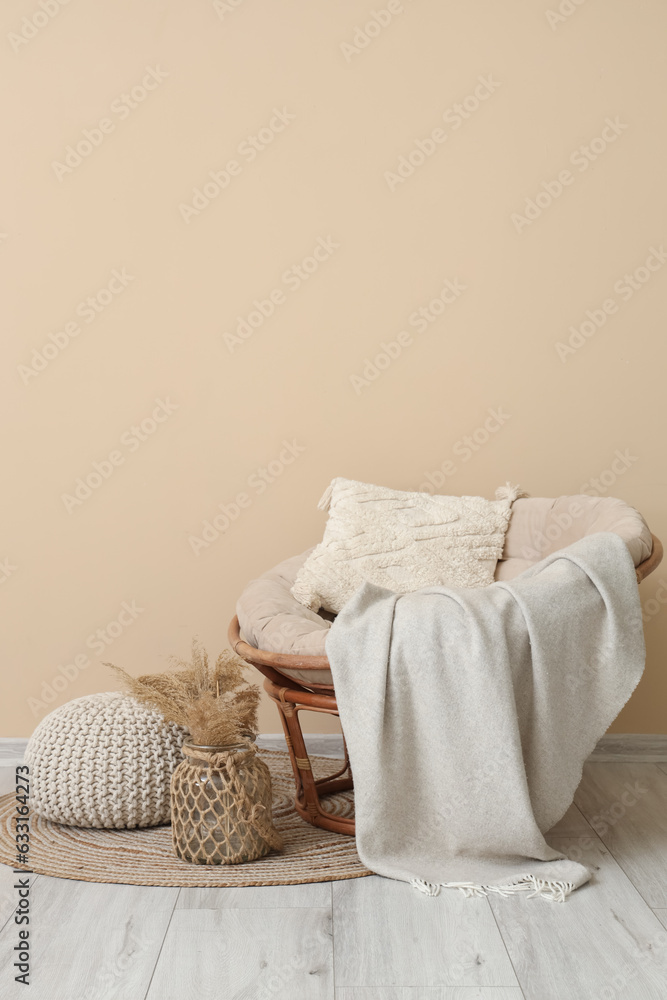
xmin=25 ymin=692 xmax=188 ymax=829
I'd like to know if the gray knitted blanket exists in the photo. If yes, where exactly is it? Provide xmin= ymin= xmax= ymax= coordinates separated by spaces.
xmin=326 ymin=533 xmax=645 ymax=901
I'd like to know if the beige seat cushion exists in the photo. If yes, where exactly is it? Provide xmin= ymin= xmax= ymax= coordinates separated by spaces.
xmin=236 ymin=495 xmax=652 ymax=687
xmin=236 ymin=550 xmax=334 ymax=686
xmin=495 ymin=496 xmax=652 ymax=581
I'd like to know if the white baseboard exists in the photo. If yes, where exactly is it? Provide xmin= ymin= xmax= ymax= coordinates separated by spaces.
xmin=257 ymin=734 xmax=345 ymax=758
xmin=0 ymin=735 xmax=347 ymax=762
xmin=3 ymin=734 xmax=666 ymax=765
xmin=587 ymin=734 xmax=667 ymax=762
xmin=0 ymin=738 xmax=27 ymax=766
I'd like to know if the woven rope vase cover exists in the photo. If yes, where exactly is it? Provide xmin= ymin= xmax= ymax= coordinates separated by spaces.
xmin=25 ymin=692 xmax=188 ymax=829
xmin=171 ymin=743 xmax=283 ymax=865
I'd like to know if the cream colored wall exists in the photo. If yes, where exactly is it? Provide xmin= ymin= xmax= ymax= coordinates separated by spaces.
xmin=2 ymin=0 xmax=666 ymax=738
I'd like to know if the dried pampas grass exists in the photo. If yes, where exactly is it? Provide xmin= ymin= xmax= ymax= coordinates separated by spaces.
xmin=105 ymin=639 xmax=260 ymax=747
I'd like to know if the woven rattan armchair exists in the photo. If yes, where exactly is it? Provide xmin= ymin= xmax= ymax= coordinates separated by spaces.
xmin=229 ymin=495 xmax=663 ymax=836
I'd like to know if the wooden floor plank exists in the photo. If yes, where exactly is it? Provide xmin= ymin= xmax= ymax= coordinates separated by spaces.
xmin=336 ymin=989 xmax=525 ymax=999
xmin=177 ymin=881 xmax=331 ymax=909
xmin=333 ymin=875 xmax=518 ymax=990
xmin=145 ymin=906 xmax=333 ymax=1000
xmin=490 ymin=836 xmax=667 ymax=1000
xmin=544 ymin=802 xmax=592 ymax=837
xmin=654 ymin=910 xmax=667 ymax=931
xmin=0 ymin=864 xmax=23 ymax=934
xmin=573 ymin=762 xmax=667 ymax=907
xmin=0 ymin=875 xmax=178 ymax=1000
xmin=0 ymin=767 xmax=18 ymax=797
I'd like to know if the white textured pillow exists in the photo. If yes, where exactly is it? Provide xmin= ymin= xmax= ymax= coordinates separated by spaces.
xmin=291 ymin=478 xmax=525 ymax=613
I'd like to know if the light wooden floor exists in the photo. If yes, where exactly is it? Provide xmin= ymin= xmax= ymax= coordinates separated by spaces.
xmin=1 ymin=762 xmax=667 ymax=999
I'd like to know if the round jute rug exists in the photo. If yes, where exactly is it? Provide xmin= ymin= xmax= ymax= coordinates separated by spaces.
xmin=0 ymin=750 xmax=370 ymax=887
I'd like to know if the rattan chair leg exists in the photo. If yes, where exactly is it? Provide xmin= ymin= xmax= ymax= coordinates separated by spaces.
xmin=272 ymin=692 xmax=305 ymax=804
xmin=266 ymin=682 xmax=355 ymax=835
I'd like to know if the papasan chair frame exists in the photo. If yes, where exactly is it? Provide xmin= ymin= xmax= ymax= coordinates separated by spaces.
xmin=229 ymin=533 xmax=663 ymax=837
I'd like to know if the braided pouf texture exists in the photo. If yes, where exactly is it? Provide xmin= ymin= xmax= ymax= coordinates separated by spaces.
xmin=25 ymin=692 xmax=188 ymax=829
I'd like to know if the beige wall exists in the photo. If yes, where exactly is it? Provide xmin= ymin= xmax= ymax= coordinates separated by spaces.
xmin=2 ymin=0 xmax=666 ymax=738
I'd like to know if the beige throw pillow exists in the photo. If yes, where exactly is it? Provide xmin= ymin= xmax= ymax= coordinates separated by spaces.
xmin=291 ymin=478 xmax=525 ymax=613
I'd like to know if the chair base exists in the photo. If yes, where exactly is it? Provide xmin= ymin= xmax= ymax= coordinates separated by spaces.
xmin=264 ymin=676 xmax=355 ymax=836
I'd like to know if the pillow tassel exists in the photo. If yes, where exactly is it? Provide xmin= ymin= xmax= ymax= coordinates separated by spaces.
xmin=495 ymin=483 xmax=530 ymax=504
xmin=317 ymin=482 xmax=334 ymax=511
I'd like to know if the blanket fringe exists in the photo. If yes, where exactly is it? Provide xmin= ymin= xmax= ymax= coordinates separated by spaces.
xmin=410 ymin=874 xmax=575 ymax=903
xmin=495 ymin=482 xmax=530 ymax=504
